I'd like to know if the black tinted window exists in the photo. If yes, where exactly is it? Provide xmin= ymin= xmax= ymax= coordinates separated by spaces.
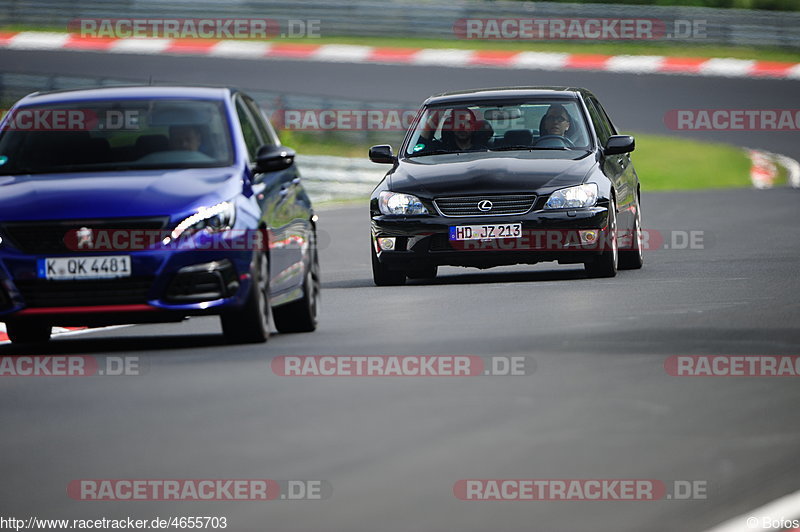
xmin=235 ymin=98 xmax=263 ymax=160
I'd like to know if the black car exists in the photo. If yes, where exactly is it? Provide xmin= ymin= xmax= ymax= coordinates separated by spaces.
xmin=368 ymin=87 xmax=643 ymax=286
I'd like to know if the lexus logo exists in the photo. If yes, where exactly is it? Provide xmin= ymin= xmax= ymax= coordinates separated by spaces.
xmin=477 ymin=200 xmax=493 ymax=212
xmin=76 ymin=227 xmax=93 ymax=249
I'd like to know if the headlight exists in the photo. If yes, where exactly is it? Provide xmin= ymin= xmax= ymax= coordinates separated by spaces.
xmin=544 ymin=184 xmax=598 ymax=209
xmin=165 ymin=201 xmax=236 ymax=244
xmin=378 ymin=191 xmax=428 ymax=215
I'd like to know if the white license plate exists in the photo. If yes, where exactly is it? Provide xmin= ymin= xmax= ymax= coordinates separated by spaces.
xmin=449 ymin=223 xmax=522 ymax=241
xmin=38 ymin=256 xmax=132 ymax=280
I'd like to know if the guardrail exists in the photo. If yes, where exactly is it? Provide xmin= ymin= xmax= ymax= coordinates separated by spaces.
xmin=0 ymin=0 xmax=798 ymax=48
xmin=297 ymin=155 xmax=382 ymax=202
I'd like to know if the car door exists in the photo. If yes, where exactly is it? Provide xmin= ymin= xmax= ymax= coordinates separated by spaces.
xmin=234 ymin=95 xmax=292 ymax=294
xmin=585 ymin=97 xmax=632 ymax=231
xmin=594 ymin=97 xmax=640 ymax=214
xmin=238 ymin=94 xmax=308 ymax=296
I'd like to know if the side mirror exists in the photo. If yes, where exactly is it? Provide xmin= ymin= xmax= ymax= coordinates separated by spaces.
xmin=369 ymin=144 xmax=396 ymax=164
xmin=255 ymin=145 xmax=295 ymax=173
xmin=604 ymin=135 xmax=635 ymax=156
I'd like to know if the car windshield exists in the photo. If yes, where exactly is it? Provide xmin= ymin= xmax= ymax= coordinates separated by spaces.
xmin=405 ymin=100 xmax=591 ymax=157
xmin=0 ymin=98 xmax=234 ymax=175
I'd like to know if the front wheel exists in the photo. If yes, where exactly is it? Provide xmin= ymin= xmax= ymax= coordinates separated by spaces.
xmin=273 ymin=234 xmax=320 ymax=333
xmin=220 ymin=252 xmax=270 ymax=344
xmin=584 ymin=197 xmax=618 ymax=278
xmin=6 ymin=322 xmax=52 ymax=344
xmin=406 ymin=265 xmax=438 ymax=280
xmin=371 ymin=242 xmax=406 ymax=286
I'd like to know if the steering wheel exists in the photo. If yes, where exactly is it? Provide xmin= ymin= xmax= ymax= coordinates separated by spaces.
xmin=533 ymin=135 xmax=575 ymax=148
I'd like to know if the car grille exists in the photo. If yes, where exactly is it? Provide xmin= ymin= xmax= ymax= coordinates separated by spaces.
xmin=0 ymin=217 xmax=169 ymax=254
xmin=15 ymin=278 xmax=154 ymax=307
xmin=433 ymin=195 xmax=536 ymax=217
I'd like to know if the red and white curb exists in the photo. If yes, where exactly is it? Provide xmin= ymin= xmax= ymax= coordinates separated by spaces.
xmin=748 ymin=149 xmax=800 ymax=189
xmin=2 ymin=31 xmax=800 ymax=79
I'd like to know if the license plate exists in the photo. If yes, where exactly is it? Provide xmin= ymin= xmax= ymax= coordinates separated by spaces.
xmin=449 ymin=223 xmax=522 ymax=241
xmin=37 ymin=256 xmax=132 ymax=280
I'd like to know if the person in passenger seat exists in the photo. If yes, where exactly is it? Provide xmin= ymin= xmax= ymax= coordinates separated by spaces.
xmin=439 ymin=108 xmax=488 ymax=152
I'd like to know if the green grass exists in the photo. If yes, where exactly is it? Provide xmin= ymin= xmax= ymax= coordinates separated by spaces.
xmin=282 ymin=130 xmax=753 ymax=190
xmin=3 ymin=25 xmax=800 ymax=63
xmin=631 ymin=133 xmax=752 ymax=189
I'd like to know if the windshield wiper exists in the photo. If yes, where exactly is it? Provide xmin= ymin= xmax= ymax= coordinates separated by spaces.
xmin=489 ymin=145 xmax=534 ymax=151
xmin=407 ymin=149 xmax=457 ymax=158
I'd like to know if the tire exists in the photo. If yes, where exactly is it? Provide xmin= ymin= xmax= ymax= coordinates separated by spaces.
xmin=273 ymin=233 xmax=320 ymax=333
xmin=406 ymin=265 xmax=438 ymax=280
xmin=618 ymin=196 xmax=644 ymax=270
xmin=220 ymin=251 xmax=270 ymax=344
xmin=371 ymin=242 xmax=406 ymax=286
xmin=6 ymin=322 xmax=52 ymax=344
xmin=584 ymin=197 xmax=618 ymax=278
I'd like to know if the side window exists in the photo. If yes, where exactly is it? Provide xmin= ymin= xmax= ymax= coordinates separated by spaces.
xmin=244 ymin=96 xmax=279 ymax=147
xmin=235 ymin=97 xmax=263 ymax=160
xmin=585 ymin=98 xmax=611 ymax=147
xmin=592 ymin=98 xmax=618 ymax=136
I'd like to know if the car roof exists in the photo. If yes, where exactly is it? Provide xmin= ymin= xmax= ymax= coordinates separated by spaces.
xmin=424 ymin=87 xmax=594 ymax=106
xmin=14 ymin=86 xmax=234 ymax=106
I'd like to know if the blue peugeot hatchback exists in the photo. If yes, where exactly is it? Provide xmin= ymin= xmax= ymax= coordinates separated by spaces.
xmin=0 ymin=86 xmax=319 ymax=344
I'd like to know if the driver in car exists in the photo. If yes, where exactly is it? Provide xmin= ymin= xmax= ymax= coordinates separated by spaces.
xmin=169 ymin=124 xmax=202 ymax=152
xmin=541 ymin=104 xmax=571 ymax=137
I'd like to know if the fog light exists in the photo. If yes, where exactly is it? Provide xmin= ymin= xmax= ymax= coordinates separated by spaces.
xmin=378 ymin=237 xmax=396 ymax=251
xmin=580 ymin=230 xmax=598 ymax=244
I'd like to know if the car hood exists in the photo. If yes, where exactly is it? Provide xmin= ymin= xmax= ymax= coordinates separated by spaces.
xmin=0 ymin=167 xmax=243 ymax=222
xmin=389 ymin=151 xmax=595 ymax=197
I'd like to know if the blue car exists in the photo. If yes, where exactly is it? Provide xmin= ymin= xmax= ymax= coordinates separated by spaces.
xmin=0 ymin=86 xmax=319 ymax=344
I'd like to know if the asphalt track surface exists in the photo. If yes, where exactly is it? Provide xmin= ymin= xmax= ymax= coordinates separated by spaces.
xmin=1 ymin=48 xmax=799 ymax=532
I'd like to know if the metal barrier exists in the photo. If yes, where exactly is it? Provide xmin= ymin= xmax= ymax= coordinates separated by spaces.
xmin=0 ymin=0 xmax=798 ymax=48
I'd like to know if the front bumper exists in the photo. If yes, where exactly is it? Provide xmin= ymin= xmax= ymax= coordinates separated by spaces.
xmin=0 ymin=246 xmax=257 ymax=326
xmin=371 ymin=207 xmax=610 ymax=270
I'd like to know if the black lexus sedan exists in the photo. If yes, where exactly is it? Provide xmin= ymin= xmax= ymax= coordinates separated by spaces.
xmin=368 ymin=87 xmax=643 ymax=286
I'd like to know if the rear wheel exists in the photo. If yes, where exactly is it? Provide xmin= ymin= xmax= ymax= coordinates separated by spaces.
xmin=371 ymin=242 xmax=406 ymax=286
xmin=618 ymin=196 xmax=644 ymax=270
xmin=584 ymin=197 xmax=618 ymax=278
xmin=273 ymin=233 xmax=320 ymax=333
xmin=220 ymin=252 xmax=270 ymax=344
xmin=6 ymin=322 xmax=52 ymax=344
